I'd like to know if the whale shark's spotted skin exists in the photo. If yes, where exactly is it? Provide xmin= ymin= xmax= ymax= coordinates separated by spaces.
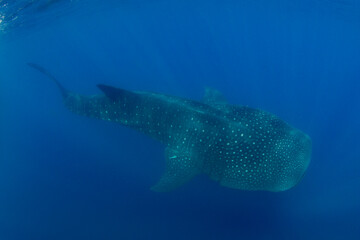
xmin=64 ymin=86 xmax=311 ymax=192
xmin=28 ymin=63 xmax=311 ymax=192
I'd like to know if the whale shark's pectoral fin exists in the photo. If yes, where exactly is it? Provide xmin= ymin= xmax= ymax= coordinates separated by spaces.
xmin=203 ymin=87 xmax=228 ymax=111
xmin=151 ymin=148 xmax=200 ymax=192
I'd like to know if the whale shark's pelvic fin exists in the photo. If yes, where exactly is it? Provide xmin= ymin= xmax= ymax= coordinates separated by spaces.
xmin=151 ymin=147 xmax=201 ymax=192
xmin=27 ymin=63 xmax=68 ymax=98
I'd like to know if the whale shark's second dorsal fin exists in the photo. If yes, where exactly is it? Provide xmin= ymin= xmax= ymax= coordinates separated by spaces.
xmin=151 ymin=147 xmax=201 ymax=192
xmin=203 ymin=87 xmax=228 ymax=111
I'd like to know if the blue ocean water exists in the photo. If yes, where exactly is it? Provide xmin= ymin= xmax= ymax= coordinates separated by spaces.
xmin=0 ymin=0 xmax=360 ymax=239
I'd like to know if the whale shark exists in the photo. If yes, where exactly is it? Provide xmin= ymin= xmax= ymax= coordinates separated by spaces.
xmin=28 ymin=63 xmax=311 ymax=192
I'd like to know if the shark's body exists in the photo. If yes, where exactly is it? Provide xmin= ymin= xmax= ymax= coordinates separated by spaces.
xmin=29 ymin=63 xmax=311 ymax=192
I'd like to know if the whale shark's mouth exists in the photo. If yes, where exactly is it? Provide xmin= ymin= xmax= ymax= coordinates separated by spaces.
xmin=282 ymin=130 xmax=312 ymax=191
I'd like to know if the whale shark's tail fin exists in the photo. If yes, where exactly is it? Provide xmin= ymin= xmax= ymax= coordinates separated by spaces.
xmin=27 ymin=63 xmax=68 ymax=98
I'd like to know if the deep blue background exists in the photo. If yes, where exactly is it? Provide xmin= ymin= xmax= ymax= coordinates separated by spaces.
xmin=1 ymin=0 xmax=360 ymax=239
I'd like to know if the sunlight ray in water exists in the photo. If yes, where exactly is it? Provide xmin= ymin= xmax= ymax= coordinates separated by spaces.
xmin=0 ymin=0 xmax=358 ymax=36
xmin=0 ymin=0 xmax=82 ymax=34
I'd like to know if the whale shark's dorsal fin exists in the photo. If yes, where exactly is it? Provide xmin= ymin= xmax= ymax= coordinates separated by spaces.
xmin=203 ymin=87 xmax=228 ymax=110
xmin=151 ymin=147 xmax=201 ymax=192
xmin=97 ymin=84 xmax=140 ymax=102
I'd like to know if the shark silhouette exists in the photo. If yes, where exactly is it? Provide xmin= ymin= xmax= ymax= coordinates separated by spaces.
xmin=28 ymin=63 xmax=311 ymax=192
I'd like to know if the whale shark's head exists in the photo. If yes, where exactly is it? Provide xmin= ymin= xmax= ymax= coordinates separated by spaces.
xmin=270 ymin=129 xmax=312 ymax=191
xmin=28 ymin=63 xmax=312 ymax=192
